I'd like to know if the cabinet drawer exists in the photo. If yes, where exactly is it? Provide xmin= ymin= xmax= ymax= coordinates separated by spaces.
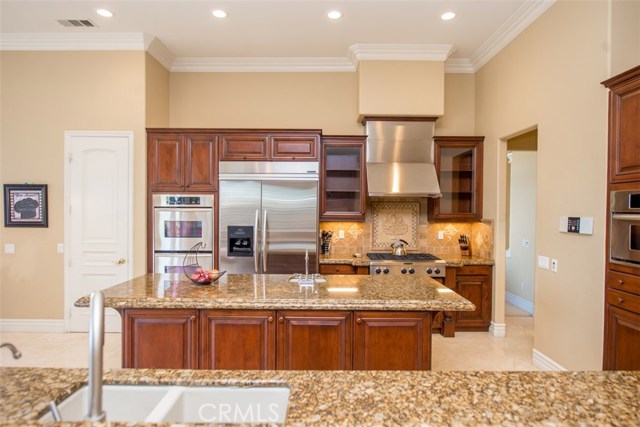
xmin=220 ymin=134 xmax=269 ymax=160
xmin=607 ymin=270 xmax=640 ymax=295
xmin=456 ymin=265 xmax=492 ymax=276
xmin=319 ymin=264 xmax=356 ymax=275
xmin=607 ymin=289 xmax=640 ymax=314
xmin=270 ymin=135 xmax=319 ymax=160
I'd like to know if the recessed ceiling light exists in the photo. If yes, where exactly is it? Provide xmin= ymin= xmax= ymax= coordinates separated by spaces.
xmin=96 ymin=9 xmax=113 ymax=18
xmin=212 ymin=9 xmax=228 ymax=18
xmin=327 ymin=10 xmax=342 ymax=20
xmin=441 ymin=11 xmax=456 ymax=21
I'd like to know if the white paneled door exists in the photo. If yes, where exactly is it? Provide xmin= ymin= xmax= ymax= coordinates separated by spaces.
xmin=65 ymin=131 xmax=133 ymax=332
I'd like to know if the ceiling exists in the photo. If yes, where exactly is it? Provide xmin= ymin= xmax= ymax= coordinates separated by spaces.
xmin=0 ymin=0 xmax=555 ymax=72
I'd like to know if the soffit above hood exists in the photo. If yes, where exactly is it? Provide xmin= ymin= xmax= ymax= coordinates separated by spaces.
xmin=364 ymin=117 xmax=442 ymax=198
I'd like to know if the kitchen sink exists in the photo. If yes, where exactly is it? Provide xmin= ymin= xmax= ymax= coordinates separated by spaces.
xmin=40 ymin=384 xmax=290 ymax=424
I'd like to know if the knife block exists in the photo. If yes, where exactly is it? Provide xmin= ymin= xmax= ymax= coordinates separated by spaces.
xmin=459 ymin=245 xmax=471 ymax=257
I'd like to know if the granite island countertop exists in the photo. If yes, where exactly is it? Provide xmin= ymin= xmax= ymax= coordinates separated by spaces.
xmin=1 ymin=367 xmax=638 ymax=427
xmin=74 ymin=273 xmax=475 ymax=312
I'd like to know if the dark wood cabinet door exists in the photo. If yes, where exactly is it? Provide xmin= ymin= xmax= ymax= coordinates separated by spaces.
xmin=270 ymin=134 xmax=319 ymax=160
xmin=200 ymin=310 xmax=276 ymax=370
xmin=319 ymin=264 xmax=356 ymax=275
xmin=149 ymin=133 xmax=184 ymax=191
xmin=184 ymin=134 xmax=217 ymax=191
xmin=354 ymin=311 xmax=431 ymax=370
xmin=320 ymin=136 xmax=367 ymax=221
xmin=277 ymin=311 xmax=352 ymax=370
xmin=432 ymin=136 xmax=484 ymax=221
xmin=603 ymin=304 xmax=640 ymax=370
xmin=122 ymin=309 xmax=198 ymax=369
xmin=455 ymin=266 xmax=492 ymax=331
xmin=220 ymin=134 xmax=269 ymax=160
xmin=602 ymin=66 xmax=640 ymax=184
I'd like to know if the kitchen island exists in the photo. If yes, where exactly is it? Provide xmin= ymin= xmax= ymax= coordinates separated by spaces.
xmin=75 ymin=273 xmax=474 ymax=371
xmin=2 ymin=367 xmax=639 ymax=426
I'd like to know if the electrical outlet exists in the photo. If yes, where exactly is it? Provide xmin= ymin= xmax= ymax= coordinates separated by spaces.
xmin=551 ymin=258 xmax=558 ymax=272
xmin=57 ymin=243 xmax=64 ymax=253
xmin=437 ymin=231 xmax=444 ymax=240
xmin=4 ymin=243 xmax=15 ymax=254
xmin=522 ymin=239 xmax=529 ymax=248
xmin=338 ymin=230 xmax=345 ymax=239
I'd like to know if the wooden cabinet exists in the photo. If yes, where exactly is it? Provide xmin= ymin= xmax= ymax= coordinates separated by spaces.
xmin=602 ymin=66 xmax=640 ymax=370
xmin=219 ymin=131 xmax=320 ymax=161
xmin=277 ymin=311 xmax=352 ymax=370
xmin=122 ymin=309 xmax=198 ymax=369
xmin=319 ymin=264 xmax=369 ymax=275
xmin=200 ymin=310 xmax=276 ymax=370
xmin=354 ymin=311 xmax=431 ymax=370
xmin=432 ymin=136 xmax=484 ymax=221
xmin=602 ymin=65 xmax=640 ymax=184
xmin=148 ymin=132 xmax=218 ymax=192
xmin=320 ymin=136 xmax=367 ymax=221
xmin=120 ymin=308 xmax=432 ymax=370
xmin=432 ymin=266 xmax=492 ymax=335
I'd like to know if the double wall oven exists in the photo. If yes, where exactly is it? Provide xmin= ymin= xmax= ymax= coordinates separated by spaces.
xmin=152 ymin=194 xmax=214 ymax=273
xmin=610 ymin=190 xmax=640 ymax=267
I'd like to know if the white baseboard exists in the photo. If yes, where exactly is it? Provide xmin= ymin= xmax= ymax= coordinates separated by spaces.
xmin=0 ymin=319 xmax=66 ymax=333
xmin=489 ymin=321 xmax=506 ymax=337
xmin=532 ymin=349 xmax=567 ymax=371
xmin=506 ymin=291 xmax=535 ymax=314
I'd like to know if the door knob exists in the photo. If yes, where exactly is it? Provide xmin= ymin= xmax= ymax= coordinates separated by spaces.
xmin=115 ymin=258 xmax=126 ymax=265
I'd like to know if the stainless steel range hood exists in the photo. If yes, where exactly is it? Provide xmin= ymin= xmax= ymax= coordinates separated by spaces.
xmin=364 ymin=118 xmax=442 ymax=197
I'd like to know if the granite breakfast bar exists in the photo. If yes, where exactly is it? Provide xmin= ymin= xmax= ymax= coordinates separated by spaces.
xmin=75 ymin=273 xmax=475 ymax=371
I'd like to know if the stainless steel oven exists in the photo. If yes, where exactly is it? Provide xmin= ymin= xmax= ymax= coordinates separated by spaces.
xmin=152 ymin=194 xmax=214 ymax=273
xmin=610 ymin=190 xmax=640 ymax=267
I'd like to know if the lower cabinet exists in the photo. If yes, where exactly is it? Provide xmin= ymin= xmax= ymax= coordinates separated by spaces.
xmin=277 ymin=311 xmax=352 ymax=370
xmin=354 ymin=311 xmax=431 ymax=370
xmin=121 ymin=308 xmax=431 ymax=370
xmin=455 ymin=265 xmax=492 ymax=331
xmin=604 ymin=304 xmax=640 ymax=370
xmin=200 ymin=310 xmax=276 ymax=370
xmin=319 ymin=264 xmax=369 ymax=275
xmin=122 ymin=309 xmax=198 ymax=369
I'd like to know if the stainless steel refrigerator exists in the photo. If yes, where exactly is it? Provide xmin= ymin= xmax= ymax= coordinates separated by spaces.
xmin=219 ymin=161 xmax=319 ymax=274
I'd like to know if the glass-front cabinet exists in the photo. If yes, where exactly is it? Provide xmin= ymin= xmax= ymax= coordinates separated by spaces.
xmin=320 ymin=136 xmax=366 ymax=221
xmin=433 ymin=136 xmax=484 ymax=221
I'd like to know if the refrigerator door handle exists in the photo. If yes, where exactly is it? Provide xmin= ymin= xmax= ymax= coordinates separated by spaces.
xmin=262 ymin=208 xmax=268 ymax=273
xmin=253 ymin=209 xmax=260 ymax=273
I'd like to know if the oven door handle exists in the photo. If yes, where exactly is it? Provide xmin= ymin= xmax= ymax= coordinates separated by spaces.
xmin=611 ymin=213 xmax=640 ymax=221
xmin=262 ymin=208 xmax=268 ymax=273
xmin=254 ymin=209 xmax=259 ymax=273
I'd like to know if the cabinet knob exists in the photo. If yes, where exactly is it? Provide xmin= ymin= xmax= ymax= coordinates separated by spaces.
xmin=618 ymin=279 xmax=624 ymax=285
xmin=356 ymin=318 xmax=362 ymax=325
xmin=278 ymin=317 xmax=284 ymax=323
xmin=617 ymin=298 xmax=624 ymax=304
xmin=115 ymin=258 xmax=126 ymax=265
xmin=268 ymin=316 xmax=274 ymax=323
xmin=190 ymin=316 xmax=196 ymax=321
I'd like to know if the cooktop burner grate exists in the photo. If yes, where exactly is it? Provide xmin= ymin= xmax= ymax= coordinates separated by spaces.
xmin=366 ymin=253 xmax=441 ymax=262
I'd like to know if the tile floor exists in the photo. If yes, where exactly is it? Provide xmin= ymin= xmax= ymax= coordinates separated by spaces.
xmin=1 ymin=303 xmax=536 ymax=371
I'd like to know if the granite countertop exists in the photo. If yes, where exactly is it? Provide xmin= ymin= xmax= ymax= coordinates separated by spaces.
xmin=1 ymin=367 xmax=639 ymax=426
xmin=74 ymin=273 xmax=475 ymax=312
xmin=319 ymin=253 xmax=494 ymax=267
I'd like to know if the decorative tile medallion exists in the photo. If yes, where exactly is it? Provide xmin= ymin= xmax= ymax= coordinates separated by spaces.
xmin=371 ymin=202 xmax=419 ymax=249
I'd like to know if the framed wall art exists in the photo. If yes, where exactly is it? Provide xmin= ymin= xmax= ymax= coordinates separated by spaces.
xmin=3 ymin=184 xmax=48 ymax=227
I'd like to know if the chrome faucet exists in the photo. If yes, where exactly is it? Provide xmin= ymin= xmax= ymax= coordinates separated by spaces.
xmin=0 ymin=343 xmax=22 ymax=359
xmin=86 ymin=291 xmax=106 ymax=422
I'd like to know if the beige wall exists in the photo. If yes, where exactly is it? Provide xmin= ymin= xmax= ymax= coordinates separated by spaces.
xmin=145 ymin=53 xmax=171 ymax=127
xmin=357 ymin=61 xmax=445 ymax=118
xmin=476 ymin=1 xmax=613 ymax=369
xmin=610 ymin=0 xmax=640 ymax=76
xmin=0 ymin=51 xmax=148 ymax=319
xmin=170 ymin=72 xmax=362 ymax=134
xmin=436 ymin=73 xmax=475 ymax=136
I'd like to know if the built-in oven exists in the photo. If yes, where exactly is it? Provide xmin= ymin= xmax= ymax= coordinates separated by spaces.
xmin=152 ymin=194 xmax=214 ymax=273
xmin=610 ymin=190 xmax=640 ymax=267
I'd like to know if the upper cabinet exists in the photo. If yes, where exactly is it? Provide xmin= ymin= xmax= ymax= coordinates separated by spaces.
xmin=320 ymin=136 xmax=367 ymax=221
xmin=602 ymin=65 xmax=640 ymax=184
xmin=148 ymin=132 xmax=218 ymax=192
xmin=432 ymin=136 xmax=484 ymax=221
xmin=219 ymin=131 xmax=320 ymax=161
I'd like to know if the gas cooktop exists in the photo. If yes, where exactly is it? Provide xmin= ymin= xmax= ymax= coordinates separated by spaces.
xmin=366 ymin=253 xmax=442 ymax=262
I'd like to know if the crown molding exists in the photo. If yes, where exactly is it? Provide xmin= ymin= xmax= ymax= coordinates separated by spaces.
xmin=350 ymin=43 xmax=454 ymax=63
xmin=469 ymin=0 xmax=556 ymax=72
xmin=171 ymin=57 xmax=355 ymax=73
xmin=444 ymin=58 xmax=475 ymax=74
xmin=0 ymin=32 xmax=147 ymax=51
xmin=146 ymin=37 xmax=175 ymax=70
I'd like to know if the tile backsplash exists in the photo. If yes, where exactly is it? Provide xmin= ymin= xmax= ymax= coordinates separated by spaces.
xmin=320 ymin=199 xmax=493 ymax=259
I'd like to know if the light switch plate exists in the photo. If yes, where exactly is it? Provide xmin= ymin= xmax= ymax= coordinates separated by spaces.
xmin=57 ymin=243 xmax=64 ymax=253
xmin=438 ymin=231 xmax=444 ymax=240
xmin=551 ymin=258 xmax=558 ymax=272
xmin=338 ymin=230 xmax=345 ymax=239
xmin=538 ymin=255 xmax=549 ymax=269
xmin=4 ymin=243 xmax=15 ymax=254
